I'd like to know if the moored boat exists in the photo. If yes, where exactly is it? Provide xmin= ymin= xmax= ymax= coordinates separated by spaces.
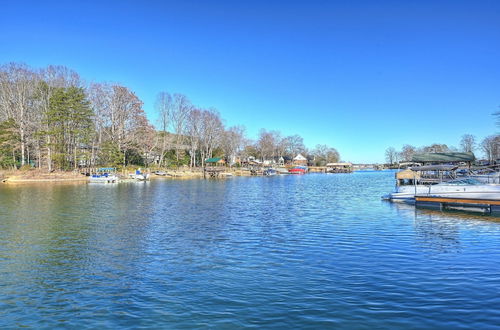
xmin=89 ymin=168 xmax=119 ymax=183
xmin=275 ymin=167 xmax=290 ymax=174
xmin=154 ymin=171 xmax=167 ymax=176
xmin=383 ymin=165 xmax=500 ymax=203
xmin=289 ymin=166 xmax=307 ymax=175
xmin=263 ymin=168 xmax=277 ymax=176
xmin=129 ymin=169 xmax=150 ymax=181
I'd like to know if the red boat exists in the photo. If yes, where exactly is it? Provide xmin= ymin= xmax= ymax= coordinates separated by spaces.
xmin=289 ymin=166 xmax=307 ymax=174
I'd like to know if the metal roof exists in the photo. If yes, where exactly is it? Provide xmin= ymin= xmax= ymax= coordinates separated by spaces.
xmin=411 ymin=152 xmax=475 ymax=163
xmin=205 ymin=157 xmax=223 ymax=163
xmin=410 ymin=165 xmax=458 ymax=171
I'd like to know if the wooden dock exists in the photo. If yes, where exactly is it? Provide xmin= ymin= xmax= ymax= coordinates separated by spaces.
xmin=203 ymin=167 xmax=225 ymax=178
xmin=415 ymin=195 xmax=500 ymax=215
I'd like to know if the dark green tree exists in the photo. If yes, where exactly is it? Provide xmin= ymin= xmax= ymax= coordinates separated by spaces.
xmin=43 ymin=87 xmax=94 ymax=170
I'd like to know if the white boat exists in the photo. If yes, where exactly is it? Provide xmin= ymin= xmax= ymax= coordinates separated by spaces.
xmin=383 ymin=165 xmax=500 ymax=202
xmin=458 ymin=168 xmax=500 ymax=184
xmin=129 ymin=173 xmax=150 ymax=181
xmin=275 ymin=167 xmax=289 ymax=174
xmin=263 ymin=168 xmax=277 ymax=176
xmin=154 ymin=171 xmax=167 ymax=176
xmin=386 ymin=178 xmax=500 ymax=202
xmin=89 ymin=174 xmax=119 ymax=183
xmin=89 ymin=168 xmax=119 ymax=183
xmin=129 ymin=169 xmax=150 ymax=181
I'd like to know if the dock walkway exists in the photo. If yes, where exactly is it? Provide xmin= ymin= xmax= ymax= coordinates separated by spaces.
xmin=415 ymin=195 xmax=500 ymax=215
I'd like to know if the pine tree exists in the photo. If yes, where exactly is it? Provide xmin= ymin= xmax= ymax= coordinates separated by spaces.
xmin=44 ymin=87 xmax=93 ymax=170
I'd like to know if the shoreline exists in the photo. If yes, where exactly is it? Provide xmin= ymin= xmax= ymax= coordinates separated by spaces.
xmin=0 ymin=168 xmax=250 ymax=184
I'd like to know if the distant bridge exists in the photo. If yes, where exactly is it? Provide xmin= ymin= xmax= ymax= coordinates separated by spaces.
xmin=352 ymin=164 xmax=385 ymax=170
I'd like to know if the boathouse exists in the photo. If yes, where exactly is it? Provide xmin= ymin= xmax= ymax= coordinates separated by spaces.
xmin=411 ymin=152 xmax=475 ymax=166
xmin=326 ymin=162 xmax=353 ymax=173
xmin=205 ymin=157 xmax=226 ymax=167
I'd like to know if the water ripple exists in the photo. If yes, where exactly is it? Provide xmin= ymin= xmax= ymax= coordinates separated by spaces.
xmin=1 ymin=172 xmax=500 ymax=328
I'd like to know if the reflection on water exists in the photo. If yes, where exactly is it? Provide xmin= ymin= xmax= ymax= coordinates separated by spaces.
xmin=391 ymin=203 xmax=462 ymax=253
xmin=1 ymin=172 xmax=500 ymax=328
xmin=390 ymin=202 xmax=500 ymax=254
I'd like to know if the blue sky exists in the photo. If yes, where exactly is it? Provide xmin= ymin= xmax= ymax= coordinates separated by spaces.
xmin=1 ymin=0 xmax=498 ymax=163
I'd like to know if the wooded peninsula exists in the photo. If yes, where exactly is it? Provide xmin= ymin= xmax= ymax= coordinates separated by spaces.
xmin=0 ymin=62 xmax=341 ymax=173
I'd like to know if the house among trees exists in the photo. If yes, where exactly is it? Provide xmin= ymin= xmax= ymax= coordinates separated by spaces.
xmin=293 ymin=153 xmax=307 ymax=166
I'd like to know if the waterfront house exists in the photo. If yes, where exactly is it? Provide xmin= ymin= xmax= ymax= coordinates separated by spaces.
xmin=293 ymin=153 xmax=308 ymax=166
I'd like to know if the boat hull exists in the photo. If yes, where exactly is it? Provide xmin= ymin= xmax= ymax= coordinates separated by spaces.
xmin=289 ymin=166 xmax=307 ymax=175
xmin=385 ymin=184 xmax=500 ymax=202
xmin=89 ymin=175 xmax=119 ymax=183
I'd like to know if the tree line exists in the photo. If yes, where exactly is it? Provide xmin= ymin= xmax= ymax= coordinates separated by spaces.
xmin=0 ymin=62 xmax=340 ymax=170
xmin=385 ymin=133 xmax=500 ymax=165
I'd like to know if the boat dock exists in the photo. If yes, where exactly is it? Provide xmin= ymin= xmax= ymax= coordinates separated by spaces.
xmin=415 ymin=195 xmax=500 ymax=215
xmin=203 ymin=167 xmax=225 ymax=178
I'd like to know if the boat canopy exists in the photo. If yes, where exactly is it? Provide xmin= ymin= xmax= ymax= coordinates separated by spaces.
xmin=411 ymin=152 xmax=475 ymax=163
xmin=410 ymin=165 xmax=458 ymax=172
xmin=396 ymin=169 xmax=421 ymax=180
xmin=97 ymin=167 xmax=116 ymax=172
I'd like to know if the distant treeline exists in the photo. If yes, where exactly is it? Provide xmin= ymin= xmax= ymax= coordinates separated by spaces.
xmin=0 ymin=62 xmax=340 ymax=170
xmin=385 ymin=134 xmax=500 ymax=165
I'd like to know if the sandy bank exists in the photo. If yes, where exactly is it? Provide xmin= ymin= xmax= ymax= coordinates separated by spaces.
xmin=1 ymin=170 xmax=88 ymax=184
xmin=1 ymin=168 xmax=252 ymax=184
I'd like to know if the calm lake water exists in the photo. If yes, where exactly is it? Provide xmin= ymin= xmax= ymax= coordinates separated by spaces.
xmin=1 ymin=171 xmax=500 ymax=329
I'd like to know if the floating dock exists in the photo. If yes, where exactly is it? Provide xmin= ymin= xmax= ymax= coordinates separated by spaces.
xmin=415 ymin=195 xmax=500 ymax=215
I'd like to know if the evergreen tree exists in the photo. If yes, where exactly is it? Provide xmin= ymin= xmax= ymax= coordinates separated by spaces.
xmin=44 ymin=87 xmax=93 ymax=170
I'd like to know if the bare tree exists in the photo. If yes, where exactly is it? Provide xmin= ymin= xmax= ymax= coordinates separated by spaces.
xmin=88 ymin=82 xmax=112 ymax=167
xmin=257 ymin=129 xmax=277 ymax=162
xmin=420 ymin=144 xmax=450 ymax=153
xmin=199 ymin=108 xmax=224 ymax=167
xmin=284 ymin=134 xmax=306 ymax=157
xmin=221 ymin=125 xmax=245 ymax=166
xmin=325 ymin=147 xmax=340 ymax=163
xmin=481 ymin=135 xmax=500 ymax=163
xmin=385 ymin=147 xmax=397 ymax=165
xmin=155 ymin=91 xmax=174 ymax=167
xmin=400 ymin=144 xmax=416 ymax=162
xmin=0 ymin=63 xmax=37 ymax=166
xmin=186 ymin=108 xmax=203 ymax=168
xmin=169 ymin=93 xmax=192 ymax=167
xmin=460 ymin=134 xmax=476 ymax=153
xmin=312 ymin=144 xmax=340 ymax=165
xmin=104 ymin=85 xmax=147 ymax=165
